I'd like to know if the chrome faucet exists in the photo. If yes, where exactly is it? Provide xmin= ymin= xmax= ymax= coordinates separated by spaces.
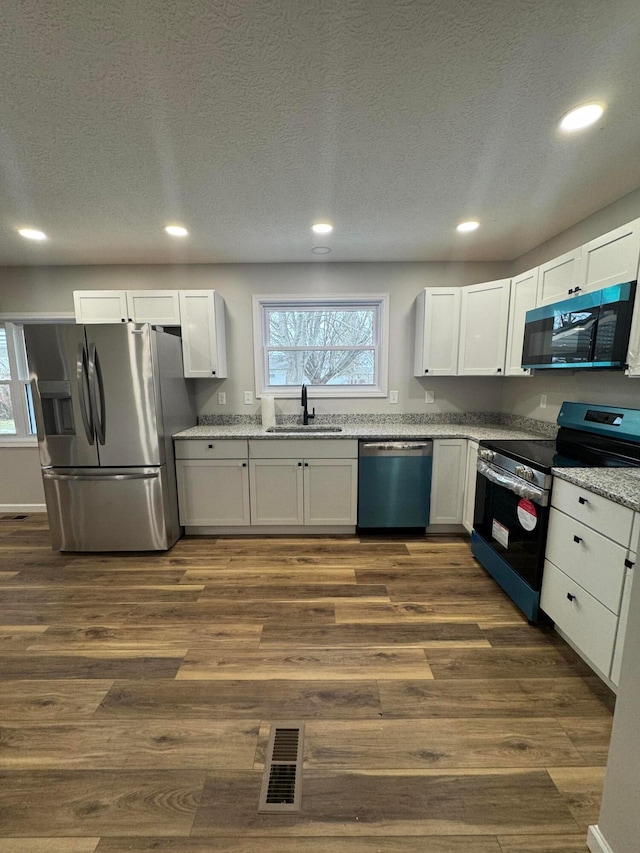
xmin=301 ymin=383 xmax=315 ymax=425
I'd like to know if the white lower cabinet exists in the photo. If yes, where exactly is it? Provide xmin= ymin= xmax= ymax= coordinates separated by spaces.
xmin=249 ymin=439 xmax=358 ymax=528
xmin=462 ymin=440 xmax=479 ymax=533
xmin=175 ymin=440 xmax=250 ymax=526
xmin=541 ymin=478 xmax=638 ymax=686
xmin=429 ymin=438 xmax=466 ymax=525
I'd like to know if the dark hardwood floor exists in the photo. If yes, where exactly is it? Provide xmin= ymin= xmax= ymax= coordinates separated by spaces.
xmin=0 ymin=513 xmax=614 ymax=851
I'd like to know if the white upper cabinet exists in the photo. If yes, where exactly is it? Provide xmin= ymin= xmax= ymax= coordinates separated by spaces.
xmin=458 ymin=279 xmax=511 ymax=376
xmin=179 ymin=291 xmax=228 ymax=379
xmin=126 ymin=291 xmax=181 ymax=325
xmin=537 ymin=248 xmax=582 ymax=306
xmin=413 ymin=287 xmax=461 ymax=377
xmin=579 ymin=218 xmax=640 ymax=292
xmin=74 ymin=290 xmax=129 ymax=323
xmin=505 ymin=267 xmax=540 ymax=377
xmin=74 ymin=290 xmax=181 ymax=325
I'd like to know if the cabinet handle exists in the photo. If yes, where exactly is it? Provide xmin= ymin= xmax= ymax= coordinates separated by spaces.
xmin=578 ymin=496 xmax=588 ymax=505
xmin=574 ymin=287 xmax=582 ymax=294
xmin=424 ymin=369 xmax=429 ymax=373
xmin=497 ymin=368 xmax=502 ymax=373
xmin=121 ymin=318 xmax=127 ymax=322
xmin=568 ymin=288 xmax=574 ymax=295
xmin=208 ymin=444 xmax=213 ymax=449
xmin=241 ymin=462 xmax=247 ymax=467
xmin=297 ymin=462 xmax=302 ymax=467
xmin=212 ymin=370 xmax=216 ymax=375
xmin=567 ymin=592 xmax=576 ymax=602
xmin=625 ymin=558 xmax=635 ymax=569
xmin=304 ymin=462 xmax=309 ymax=467
xmin=573 ymin=535 xmax=583 ymax=544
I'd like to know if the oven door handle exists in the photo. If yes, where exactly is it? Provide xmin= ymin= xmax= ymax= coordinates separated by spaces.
xmin=477 ymin=460 xmax=549 ymax=506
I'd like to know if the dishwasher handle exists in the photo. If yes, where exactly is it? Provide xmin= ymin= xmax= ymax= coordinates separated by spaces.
xmin=359 ymin=440 xmax=433 ymax=457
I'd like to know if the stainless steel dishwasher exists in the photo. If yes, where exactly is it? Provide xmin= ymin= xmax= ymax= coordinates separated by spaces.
xmin=357 ymin=440 xmax=433 ymax=529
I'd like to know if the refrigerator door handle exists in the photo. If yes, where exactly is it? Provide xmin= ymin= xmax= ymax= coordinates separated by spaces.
xmin=88 ymin=343 xmax=107 ymax=445
xmin=76 ymin=343 xmax=95 ymax=445
xmin=43 ymin=471 xmax=160 ymax=482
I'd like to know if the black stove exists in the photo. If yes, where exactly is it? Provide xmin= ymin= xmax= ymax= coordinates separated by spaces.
xmin=471 ymin=402 xmax=640 ymax=623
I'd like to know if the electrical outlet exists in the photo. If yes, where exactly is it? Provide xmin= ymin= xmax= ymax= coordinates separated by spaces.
xmin=540 ymin=394 xmax=547 ymax=409
xmin=389 ymin=390 xmax=399 ymax=404
xmin=425 ymin=390 xmax=435 ymax=404
xmin=244 ymin=391 xmax=253 ymax=405
xmin=217 ymin=392 xmax=226 ymax=405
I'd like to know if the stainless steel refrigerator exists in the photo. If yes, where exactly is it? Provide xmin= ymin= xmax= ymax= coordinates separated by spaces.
xmin=25 ymin=323 xmax=196 ymax=551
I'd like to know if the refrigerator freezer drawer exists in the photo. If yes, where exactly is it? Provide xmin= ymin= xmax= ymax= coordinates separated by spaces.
xmin=42 ymin=466 xmax=176 ymax=551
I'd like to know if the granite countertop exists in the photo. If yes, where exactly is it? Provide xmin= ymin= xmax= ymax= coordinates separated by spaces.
xmin=552 ymin=467 xmax=640 ymax=513
xmin=174 ymin=422 xmax=546 ymax=442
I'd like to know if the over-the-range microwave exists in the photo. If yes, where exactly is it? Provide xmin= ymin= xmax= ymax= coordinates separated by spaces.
xmin=522 ymin=281 xmax=636 ymax=370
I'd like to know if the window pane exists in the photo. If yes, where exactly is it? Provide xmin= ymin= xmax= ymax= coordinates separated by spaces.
xmin=266 ymin=308 xmax=374 ymax=348
xmin=0 ymin=384 xmax=16 ymax=434
xmin=268 ymin=349 xmax=375 ymax=386
xmin=0 ymin=329 xmax=11 ymax=380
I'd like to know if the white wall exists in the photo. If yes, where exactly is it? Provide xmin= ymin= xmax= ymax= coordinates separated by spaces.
xmin=0 ymin=260 xmax=510 ymax=416
xmin=0 ymin=447 xmax=44 ymax=510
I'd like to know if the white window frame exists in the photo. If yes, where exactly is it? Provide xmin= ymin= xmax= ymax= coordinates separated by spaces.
xmin=252 ymin=294 xmax=389 ymax=398
xmin=0 ymin=321 xmax=34 ymax=444
xmin=0 ymin=313 xmax=74 ymax=447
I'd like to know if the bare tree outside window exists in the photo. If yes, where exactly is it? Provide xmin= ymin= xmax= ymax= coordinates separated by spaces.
xmin=266 ymin=307 xmax=376 ymax=386
xmin=0 ymin=328 xmax=16 ymax=433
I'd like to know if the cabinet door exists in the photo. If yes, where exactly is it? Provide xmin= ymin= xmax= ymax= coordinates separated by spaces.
xmin=304 ymin=459 xmax=358 ymax=525
xmin=249 ymin=459 xmax=304 ymax=525
xmin=505 ymin=268 xmax=539 ymax=376
xmin=176 ymin=459 xmax=250 ymax=526
xmin=430 ymin=439 xmax=466 ymax=524
xmin=611 ymin=563 xmax=634 ymax=686
xmin=537 ymin=248 xmax=582 ymax=306
xmin=414 ymin=288 xmax=461 ymax=376
xmin=73 ymin=291 xmax=128 ymax=323
xmin=127 ymin=291 xmax=181 ymax=325
xmin=179 ymin=291 xmax=228 ymax=379
xmin=579 ymin=219 xmax=640 ymax=293
xmin=458 ymin=279 xmax=511 ymax=376
xmin=462 ymin=440 xmax=479 ymax=533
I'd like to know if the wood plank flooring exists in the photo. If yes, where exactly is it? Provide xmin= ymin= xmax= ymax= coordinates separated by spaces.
xmin=0 ymin=513 xmax=614 ymax=850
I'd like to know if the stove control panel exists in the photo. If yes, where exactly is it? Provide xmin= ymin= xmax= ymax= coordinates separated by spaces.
xmin=515 ymin=465 xmax=536 ymax=482
xmin=478 ymin=448 xmax=496 ymax=462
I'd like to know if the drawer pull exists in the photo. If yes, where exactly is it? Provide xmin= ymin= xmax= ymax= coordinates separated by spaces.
xmin=567 ymin=593 xmax=576 ymax=602
xmin=578 ymin=496 xmax=588 ymax=505
xmin=573 ymin=535 xmax=583 ymax=544
xmin=625 ymin=558 xmax=635 ymax=569
xmin=208 ymin=444 xmax=214 ymax=449
xmin=241 ymin=462 xmax=247 ymax=467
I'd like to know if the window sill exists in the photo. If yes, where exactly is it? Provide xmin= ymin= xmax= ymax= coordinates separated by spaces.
xmin=258 ymin=389 xmax=387 ymax=399
xmin=0 ymin=438 xmax=38 ymax=448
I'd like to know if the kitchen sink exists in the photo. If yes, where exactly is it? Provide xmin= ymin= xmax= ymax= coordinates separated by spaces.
xmin=266 ymin=425 xmax=343 ymax=433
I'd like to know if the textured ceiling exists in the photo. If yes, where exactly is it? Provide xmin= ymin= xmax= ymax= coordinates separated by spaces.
xmin=1 ymin=0 xmax=640 ymax=265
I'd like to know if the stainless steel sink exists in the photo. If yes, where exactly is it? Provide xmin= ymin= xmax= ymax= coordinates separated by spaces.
xmin=266 ymin=425 xmax=343 ymax=433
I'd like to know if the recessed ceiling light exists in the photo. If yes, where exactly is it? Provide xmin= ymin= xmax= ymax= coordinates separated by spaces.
xmin=456 ymin=221 xmax=479 ymax=233
xmin=18 ymin=227 xmax=47 ymax=241
xmin=311 ymin=246 xmax=331 ymax=254
xmin=164 ymin=224 xmax=189 ymax=237
xmin=312 ymin=222 xmax=333 ymax=235
xmin=559 ymin=103 xmax=605 ymax=132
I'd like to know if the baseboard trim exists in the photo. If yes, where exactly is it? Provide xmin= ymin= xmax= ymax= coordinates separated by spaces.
xmin=0 ymin=504 xmax=46 ymax=514
xmin=185 ymin=525 xmax=356 ymax=536
xmin=588 ymin=825 xmax=616 ymax=853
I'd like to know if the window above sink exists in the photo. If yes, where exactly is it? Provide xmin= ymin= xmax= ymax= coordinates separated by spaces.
xmin=252 ymin=295 xmax=389 ymax=399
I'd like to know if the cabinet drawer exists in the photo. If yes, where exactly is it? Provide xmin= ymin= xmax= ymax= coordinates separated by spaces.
xmin=546 ymin=509 xmax=626 ymax=613
xmin=174 ymin=439 xmax=248 ymax=459
xmin=249 ymin=439 xmax=358 ymax=459
xmin=551 ymin=478 xmax=634 ymax=545
xmin=541 ymin=560 xmax=617 ymax=677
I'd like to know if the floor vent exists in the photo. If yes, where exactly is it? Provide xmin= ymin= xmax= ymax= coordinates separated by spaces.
xmin=258 ymin=722 xmax=304 ymax=814
xmin=2 ymin=515 xmax=28 ymax=520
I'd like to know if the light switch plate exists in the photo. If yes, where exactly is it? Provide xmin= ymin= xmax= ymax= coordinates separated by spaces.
xmin=389 ymin=390 xmax=399 ymax=404
xmin=217 ymin=392 xmax=226 ymax=405
xmin=244 ymin=391 xmax=253 ymax=405
xmin=425 ymin=390 xmax=435 ymax=403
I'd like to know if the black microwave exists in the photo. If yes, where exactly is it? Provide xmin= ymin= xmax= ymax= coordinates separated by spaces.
xmin=522 ymin=281 xmax=636 ymax=370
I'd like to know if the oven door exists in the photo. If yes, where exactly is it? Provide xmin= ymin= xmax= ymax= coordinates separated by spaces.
xmin=473 ymin=460 xmax=550 ymax=590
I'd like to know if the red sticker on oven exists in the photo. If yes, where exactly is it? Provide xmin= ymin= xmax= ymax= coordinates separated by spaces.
xmin=517 ymin=498 xmax=538 ymax=531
